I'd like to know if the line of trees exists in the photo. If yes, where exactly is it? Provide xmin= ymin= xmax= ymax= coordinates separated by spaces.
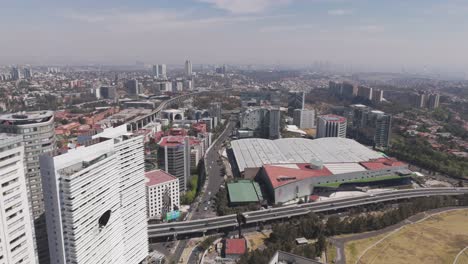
xmin=238 ymin=194 xmax=468 ymax=263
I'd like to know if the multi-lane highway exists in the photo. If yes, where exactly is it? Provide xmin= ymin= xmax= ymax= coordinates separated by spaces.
xmin=148 ymin=187 xmax=468 ymax=239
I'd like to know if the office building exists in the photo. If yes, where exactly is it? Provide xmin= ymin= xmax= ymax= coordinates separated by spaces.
xmin=268 ymin=108 xmax=281 ymax=139
xmin=0 ymin=111 xmax=55 ymax=264
xmin=40 ymin=125 xmax=148 ymax=264
xmin=157 ymin=81 xmax=172 ymax=93
xmin=328 ymin=81 xmax=342 ymax=96
xmin=145 ymin=170 xmax=180 ymax=219
xmin=125 ymin=79 xmax=140 ymax=95
xmin=23 ymin=67 xmax=33 ymax=79
xmin=152 ymin=65 xmax=158 ymax=77
xmin=11 ymin=67 xmax=21 ymax=80
xmin=293 ymin=109 xmax=315 ymax=129
xmin=185 ymin=60 xmax=192 ymax=77
xmin=0 ymin=134 xmax=37 ymax=264
xmin=288 ymin=91 xmax=304 ymax=114
xmin=97 ymin=86 xmax=116 ymax=99
xmin=357 ymin=86 xmax=373 ymax=100
xmin=316 ymin=114 xmax=347 ymax=138
xmin=157 ymin=64 xmax=167 ymax=79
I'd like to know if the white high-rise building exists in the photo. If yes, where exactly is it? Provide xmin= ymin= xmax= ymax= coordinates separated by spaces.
xmin=185 ymin=60 xmax=192 ymax=77
xmin=0 ymin=134 xmax=37 ymax=264
xmin=293 ymin=109 xmax=315 ymax=129
xmin=40 ymin=125 xmax=148 ymax=264
xmin=145 ymin=170 xmax=180 ymax=219
xmin=316 ymin=114 xmax=347 ymax=138
xmin=157 ymin=64 xmax=167 ymax=79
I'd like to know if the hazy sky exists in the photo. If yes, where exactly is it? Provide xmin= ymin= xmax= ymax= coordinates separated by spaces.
xmin=1 ymin=0 xmax=468 ymax=71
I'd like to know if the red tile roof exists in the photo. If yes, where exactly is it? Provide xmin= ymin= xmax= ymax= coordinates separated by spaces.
xmin=360 ymin=158 xmax=406 ymax=171
xmin=263 ymin=164 xmax=333 ymax=189
xmin=158 ymin=136 xmax=200 ymax=147
xmin=145 ymin=170 xmax=177 ymax=187
xmin=225 ymin=238 xmax=246 ymax=255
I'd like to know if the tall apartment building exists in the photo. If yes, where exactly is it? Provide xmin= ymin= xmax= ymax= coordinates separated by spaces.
xmin=341 ymin=82 xmax=357 ymax=99
xmin=348 ymin=104 xmax=392 ymax=148
xmin=287 ymin=91 xmax=304 ymax=114
xmin=293 ymin=109 xmax=315 ymax=129
xmin=240 ymin=107 xmax=281 ymax=139
xmin=157 ymin=64 xmax=167 ymax=79
xmin=0 ymin=111 xmax=55 ymax=264
xmin=357 ymin=86 xmax=373 ymax=100
xmin=125 ymin=79 xmax=139 ymax=95
xmin=185 ymin=60 xmax=192 ymax=77
xmin=40 ymin=125 xmax=148 ymax=264
xmin=0 ymin=134 xmax=37 ymax=264
xmin=316 ymin=114 xmax=347 ymax=138
xmin=427 ymin=93 xmax=440 ymax=109
xmin=157 ymin=137 xmax=192 ymax=192
xmin=145 ymin=170 xmax=180 ymax=219
xmin=410 ymin=91 xmax=440 ymax=109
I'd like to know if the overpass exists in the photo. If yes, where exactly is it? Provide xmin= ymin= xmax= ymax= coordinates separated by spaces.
xmin=126 ymin=89 xmax=232 ymax=131
xmin=147 ymin=187 xmax=468 ymax=239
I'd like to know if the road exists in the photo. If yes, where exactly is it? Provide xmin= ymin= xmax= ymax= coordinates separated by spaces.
xmin=147 ymin=187 xmax=468 ymax=239
xmin=169 ymin=118 xmax=236 ymax=263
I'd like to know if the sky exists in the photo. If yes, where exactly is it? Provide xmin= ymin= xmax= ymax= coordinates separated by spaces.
xmin=1 ymin=0 xmax=468 ymax=72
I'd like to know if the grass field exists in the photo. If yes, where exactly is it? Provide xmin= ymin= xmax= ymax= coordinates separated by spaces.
xmin=244 ymin=230 xmax=271 ymax=251
xmin=345 ymin=209 xmax=468 ymax=264
xmin=326 ymin=242 xmax=337 ymax=263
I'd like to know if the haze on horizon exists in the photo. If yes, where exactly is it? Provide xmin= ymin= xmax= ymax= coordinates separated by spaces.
xmin=1 ymin=0 xmax=468 ymax=73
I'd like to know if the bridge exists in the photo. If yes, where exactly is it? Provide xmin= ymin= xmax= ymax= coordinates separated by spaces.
xmin=126 ymin=89 xmax=232 ymax=131
xmin=147 ymin=187 xmax=468 ymax=240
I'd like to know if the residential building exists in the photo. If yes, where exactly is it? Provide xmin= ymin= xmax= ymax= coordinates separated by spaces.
xmin=316 ymin=114 xmax=347 ymax=138
xmin=11 ymin=67 xmax=21 ymax=80
xmin=0 ymin=111 xmax=55 ymax=264
xmin=240 ymin=107 xmax=281 ymax=139
xmin=269 ymin=108 xmax=281 ymax=139
xmin=185 ymin=60 xmax=192 ymax=77
xmin=145 ymin=170 xmax=180 ymax=219
xmin=157 ymin=136 xmax=193 ymax=192
xmin=341 ymin=82 xmax=357 ymax=99
xmin=23 ymin=67 xmax=33 ymax=79
xmin=288 ymin=91 xmax=304 ymax=114
xmin=427 ymin=93 xmax=440 ymax=109
xmin=40 ymin=125 xmax=148 ymax=264
xmin=0 ymin=134 xmax=37 ymax=264
xmin=293 ymin=109 xmax=315 ymax=129
xmin=357 ymin=86 xmax=373 ymax=100
xmin=348 ymin=104 xmax=392 ymax=148
xmin=157 ymin=64 xmax=167 ymax=79
xmin=372 ymin=89 xmax=384 ymax=103
xmin=97 ymin=86 xmax=116 ymax=99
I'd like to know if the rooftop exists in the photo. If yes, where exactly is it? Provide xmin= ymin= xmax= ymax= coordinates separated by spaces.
xmin=227 ymin=180 xmax=263 ymax=203
xmin=0 ymin=111 xmax=54 ymax=125
xmin=145 ymin=170 xmax=177 ymax=187
xmin=158 ymin=136 xmax=200 ymax=147
xmin=231 ymin=138 xmax=383 ymax=172
xmin=318 ymin=114 xmax=346 ymax=123
xmin=225 ymin=238 xmax=246 ymax=255
xmin=263 ymin=164 xmax=333 ymax=189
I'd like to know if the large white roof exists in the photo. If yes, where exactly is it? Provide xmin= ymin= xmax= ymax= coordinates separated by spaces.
xmin=231 ymin=137 xmax=384 ymax=172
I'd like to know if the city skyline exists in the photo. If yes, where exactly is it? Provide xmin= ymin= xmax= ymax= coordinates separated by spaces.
xmin=1 ymin=0 xmax=468 ymax=73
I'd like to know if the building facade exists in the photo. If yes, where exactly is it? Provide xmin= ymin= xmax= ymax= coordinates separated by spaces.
xmin=240 ymin=107 xmax=281 ymax=139
xmin=316 ymin=115 xmax=347 ymax=138
xmin=0 ymin=111 xmax=55 ymax=264
xmin=40 ymin=126 xmax=148 ymax=264
xmin=185 ymin=60 xmax=192 ymax=77
xmin=287 ymin=91 xmax=304 ymax=114
xmin=348 ymin=105 xmax=392 ymax=148
xmin=0 ymin=134 xmax=37 ymax=264
xmin=293 ymin=109 xmax=315 ymax=129
xmin=145 ymin=170 xmax=180 ymax=219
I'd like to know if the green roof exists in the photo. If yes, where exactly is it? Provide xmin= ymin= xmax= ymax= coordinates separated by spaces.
xmin=227 ymin=180 xmax=263 ymax=203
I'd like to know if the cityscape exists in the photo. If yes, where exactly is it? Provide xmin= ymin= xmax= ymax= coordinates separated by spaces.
xmin=1 ymin=1 xmax=468 ymax=264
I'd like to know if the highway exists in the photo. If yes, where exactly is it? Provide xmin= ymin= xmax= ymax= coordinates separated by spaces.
xmin=148 ymin=187 xmax=468 ymax=239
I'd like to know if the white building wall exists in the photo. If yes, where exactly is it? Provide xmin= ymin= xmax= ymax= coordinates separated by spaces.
xmin=147 ymin=178 xmax=180 ymax=218
xmin=0 ymin=136 xmax=37 ymax=264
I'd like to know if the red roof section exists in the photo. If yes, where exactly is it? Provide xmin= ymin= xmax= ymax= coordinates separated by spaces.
xmin=145 ymin=170 xmax=177 ymax=186
xmin=263 ymin=164 xmax=333 ymax=189
xmin=225 ymin=238 xmax=246 ymax=255
xmin=360 ymin=158 xmax=406 ymax=171
xmin=158 ymin=136 xmax=200 ymax=147
xmin=320 ymin=114 xmax=346 ymax=123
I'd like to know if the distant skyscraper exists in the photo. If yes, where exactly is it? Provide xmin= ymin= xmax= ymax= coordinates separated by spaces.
xmin=152 ymin=64 xmax=158 ymax=77
xmin=157 ymin=137 xmax=193 ymax=192
xmin=293 ymin=109 xmax=315 ymax=129
xmin=316 ymin=114 xmax=347 ymax=138
xmin=357 ymin=86 xmax=373 ymax=100
xmin=288 ymin=91 xmax=304 ymax=114
xmin=23 ymin=67 xmax=32 ymax=79
xmin=97 ymin=86 xmax=116 ymax=99
xmin=268 ymin=108 xmax=281 ymax=139
xmin=11 ymin=66 xmax=21 ymax=80
xmin=427 ymin=93 xmax=440 ymax=109
xmin=372 ymin=89 xmax=384 ymax=103
xmin=0 ymin=134 xmax=37 ymax=264
xmin=0 ymin=111 xmax=55 ymax=264
xmin=185 ymin=60 xmax=192 ymax=77
xmin=125 ymin=79 xmax=139 ymax=95
xmin=341 ymin=82 xmax=357 ymax=99
xmin=40 ymin=126 xmax=148 ymax=264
